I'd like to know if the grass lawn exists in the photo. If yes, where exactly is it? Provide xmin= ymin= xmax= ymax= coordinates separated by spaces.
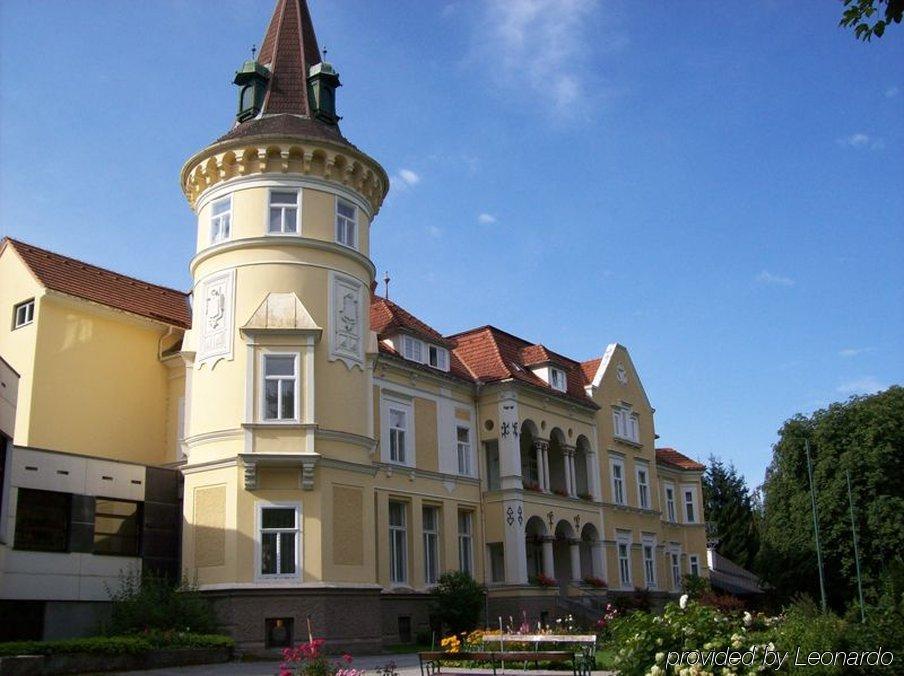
xmin=595 ymin=649 xmax=617 ymax=670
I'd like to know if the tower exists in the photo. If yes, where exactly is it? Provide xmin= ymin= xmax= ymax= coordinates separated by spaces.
xmin=178 ymin=0 xmax=388 ymax=650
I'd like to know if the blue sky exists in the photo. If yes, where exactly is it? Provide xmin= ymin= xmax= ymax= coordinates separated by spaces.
xmin=1 ymin=1 xmax=901 ymax=489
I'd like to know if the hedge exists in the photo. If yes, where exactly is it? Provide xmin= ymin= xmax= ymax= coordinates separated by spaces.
xmin=0 ymin=632 xmax=233 ymax=657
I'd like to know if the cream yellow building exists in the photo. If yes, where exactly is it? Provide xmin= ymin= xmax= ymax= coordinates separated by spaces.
xmin=0 ymin=0 xmax=707 ymax=651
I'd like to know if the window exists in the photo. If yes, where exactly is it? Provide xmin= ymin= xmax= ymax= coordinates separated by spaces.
xmin=612 ymin=406 xmax=639 ymax=442
xmin=93 ymin=498 xmax=141 ymax=556
xmin=260 ymin=505 xmax=300 ymax=577
xmin=689 ymin=554 xmax=700 ymax=577
xmin=389 ymin=408 xmax=408 ymax=464
xmin=637 ymin=466 xmax=650 ymax=509
xmin=549 ymin=367 xmax=567 ymax=392
xmin=336 ymin=198 xmax=357 ymax=248
xmin=611 ymin=458 xmax=625 ymax=505
xmin=457 ymin=427 xmax=471 ymax=476
xmin=428 ymin=345 xmax=449 ymax=371
xmin=683 ymin=487 xmax=697 ymax=523
xmin=665 ymin=485 xmax=676 ymax=522
xmin=268 ymin=190 xmax=299 ymax=234
xmin=485 ymin=441 xmax=501 ymax=491
xmin=13 ymin=300 xmax=34 ymax=329
xmin=401 ymin=335 xmax=423 ymax=362
xmin=671 ymin=552 xmax=681 ymax=589
xmin=263 ymin=354 xmax=297 ymax=421
xmin=265 ymin=618 xmax=294 ymax=648
xmin=423 ymin=506 xmax=439 ymax=585
xmin=488 ymin=543 xmax=505 ymax=583
xmin=458 ymin=510 xmax=473 ymax=576
xmin=14 ymin=488 xmax=70 ymax=552
xmin=617 ymin=536 xmax=632 ymax=588
xmin=389 ymin=501 xmax=408 ymax=584
xmin=210 ymin=196 xmax=231 ymax=244
xmin=643 ymin=539 xmax=656 ymax=589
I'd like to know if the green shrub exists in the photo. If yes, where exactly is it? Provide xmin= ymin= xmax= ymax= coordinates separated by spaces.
xmin=0 ymin=632 xmax=233 ymax=657
xmin=429 ymin=571 xmax=485 ymax=635
xmin=754 ymin=598 xmax=846 ymax=675
xmin=105 ymin=571 xmax=220 ymax=635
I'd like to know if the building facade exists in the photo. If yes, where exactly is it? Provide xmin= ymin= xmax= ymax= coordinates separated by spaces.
xmin=0 ymin=0 xmax=707 ymax=651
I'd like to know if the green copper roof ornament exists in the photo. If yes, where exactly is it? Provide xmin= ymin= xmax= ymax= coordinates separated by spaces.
xmin=233 ymin=44 xmax=270 ymax=123
xmin=307 ymin=46 xmax=341 ymax=125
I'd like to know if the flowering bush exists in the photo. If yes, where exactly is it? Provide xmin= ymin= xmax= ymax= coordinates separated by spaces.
xmin=552 ymin=487 xmax=569 ymax=497
xmin=280 ymin=639 xmax=363 ymax=676
xmin=583 ymin=575 xmax=607 ymax=589
xmin=530 ymin=573 xmax=558 ymax=587
xmin=522 ymin=481 xmax=542 ymax=492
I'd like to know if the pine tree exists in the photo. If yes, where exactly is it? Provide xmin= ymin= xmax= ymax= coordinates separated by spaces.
xmin=702 ymin=457 xmax=760 ymax=569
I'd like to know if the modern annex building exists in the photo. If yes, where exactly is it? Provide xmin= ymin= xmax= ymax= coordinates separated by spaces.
xmin=0 ymin=0 xmax=707 ymax=651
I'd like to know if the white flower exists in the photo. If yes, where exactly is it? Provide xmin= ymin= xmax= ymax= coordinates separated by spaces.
xmin=679 ymin=594 xmax=689 ymax=609
xmin=655 ymin=652 xmax=665 ymax=663
xmin=651 ymin=667 xmax=663 ymax=676
xmin=743 ymin=611 xmax=753 ymax=627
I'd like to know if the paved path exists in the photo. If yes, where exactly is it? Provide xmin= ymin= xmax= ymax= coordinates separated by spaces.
xmin=113 ymin=653 xmax=616 ymax=676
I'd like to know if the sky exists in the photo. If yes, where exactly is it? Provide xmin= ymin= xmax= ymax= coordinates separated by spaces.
xmin=1 ymin=1 xmax=902 ymax=490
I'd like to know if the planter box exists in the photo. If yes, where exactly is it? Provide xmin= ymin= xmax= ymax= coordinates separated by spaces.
xmin=0 ymin=646 xmax=232 ymax=675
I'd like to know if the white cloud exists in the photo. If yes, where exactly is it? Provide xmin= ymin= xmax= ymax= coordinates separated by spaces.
xmin=836 ymin=376 xmax=885 ymax=396
xmin=839 ymin=347 xmax=872 ymax=358
xmin=755 ymin=270 xmax=794 ymax=287
xmin=886 ymin=85 xmax=899 ymax=98
xmin=426 ymin=225 xmax=443 ymax=238
xmin=472 ymin=0 xmax=606 ymax=116
xmin=396 ymin=169 xmax=421 ymax=186
xmin=837 ymin=133 xmax=884 ymax=150
xmin=477 ymin=212 xmax=497 ymax=224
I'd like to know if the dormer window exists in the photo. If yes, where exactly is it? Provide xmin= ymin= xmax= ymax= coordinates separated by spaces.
xmin=428 ymin=345 xmax=449 ymax=371
xmin=549 ymin=367 xmax=567 ymax=392
xmin=402 ymin=335 xmax=422 ymax=362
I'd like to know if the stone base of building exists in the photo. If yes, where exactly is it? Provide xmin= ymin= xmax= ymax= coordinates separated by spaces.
xmin=380 ymin=590 xmax=435 ymax=645
xmin=0 ymin=600 xmax=112 ymax=642
xmin=486 ymin=586 xmax=561 ymax=629
xmin=204 ymin=586 xmax=384 ymax=655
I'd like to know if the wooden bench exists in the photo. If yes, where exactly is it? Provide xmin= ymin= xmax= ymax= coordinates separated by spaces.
xmin=419 ymin=635 xmax=596 ymax=676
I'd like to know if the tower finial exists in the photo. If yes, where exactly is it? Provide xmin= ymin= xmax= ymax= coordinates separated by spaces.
xmin=322 ymin=46 xmax=328 ymax=59
xmin=383 ymin=271 xmax=391 ymax=300
xmin=251 ymin=44 xmax=257 ymax=60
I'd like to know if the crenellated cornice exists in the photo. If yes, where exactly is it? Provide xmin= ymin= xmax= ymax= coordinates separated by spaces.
xmin=180 ymin=134 xmax=389 ymax=215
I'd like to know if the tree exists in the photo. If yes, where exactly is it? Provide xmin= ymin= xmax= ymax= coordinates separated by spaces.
xmin=840 ymin=0 xmax=903 ymax=41
xmin=757 ymin=386 xmax=904 ymax=610
xmin=702 ymin=457 xmax=760 ymax=570
xmin=429 ymin=571 xmax=484 ymax=635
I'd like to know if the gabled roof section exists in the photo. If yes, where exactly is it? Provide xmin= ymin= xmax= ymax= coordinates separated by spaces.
xmin=449 ymin=325 xmax=598 ymax=409
xmin=370 ymin=296 xmax=452 ymax=347
xmin=2 ymin=238 xmax=191 ymax=329
xmin=243 ymin=292 xmax=320 ymax=333
xmin=655 ymin=447 xmax=706 ymax=471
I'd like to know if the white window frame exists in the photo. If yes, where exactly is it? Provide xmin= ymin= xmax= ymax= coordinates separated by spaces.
xmin=428 ymin=344 xmax=449 ymax=371
xmin=255 ymin=501 xmax=302 ymax=581
xmin=423 ymin=505 xmax=440 ymax=586
xmin=670 ymin=549 xmax=682 ymax=589
xmin=689 ymin=554 xmax=700 ymax=577
xmin=210 ymin=195 xmax=232 ymax=244
xmin=682 ymin=485 xmax=698 ymax=523
xmin=636 ymin=464 xmax=650 ymax=509
xmin=616 ymin=532 xmax=632 ymax=589
xmin=335 ymin=197 xmax=358 ymax=249
xmin=401 ymin=335 xmax=423 ymax=363
xmin=260 ymin=353 xmax=299 ymax=422
xmin=456 ymin=426 xmax=472 ymax=476
xmin=13 ymin=299 xmax=34 ymax=329
xmin=389 ymin=500 xmax=408 ymax=585
xmin=458 ymin=510 xmax=473 ymax=576
xmin=381 ymin=395 xmax=414 ymax=467
xmin=610 ymin=457 xmax=626 ymax=505
xmin=267 ymin=188 xmax=301 ymax=235
xmin=642 ymin=537 xmax=656 ymax=589
xmin=612 ymin=405 xmax=639 ymax=443
xmin=665 ymin=483 xmax=676 ymax=522
xmin=549 ymin=367 xmax=567 ymax=392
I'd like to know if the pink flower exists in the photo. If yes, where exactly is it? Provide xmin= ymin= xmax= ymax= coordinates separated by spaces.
xmin=343 ymin=653 xmax=353 ymax=664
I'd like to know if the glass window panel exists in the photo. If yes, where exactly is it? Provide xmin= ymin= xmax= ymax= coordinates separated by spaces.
xmin=280 ymin=379 xmax=295 ymax=419
xmin=262 ymin=508 xmax=295 ymax=529
xmin=338 ymin=200 xmax=355 ymax=218
xmin=269 ymin=208 xmax=282 ymax=232
xmin=212 ymin=198 xmax=230 ymax=215
xmin=284 ymin=207 xmax=297 ymax=230
xmin=265 ymin=380 xmax=279 ymax=419
xmin=14 ymin=488 xmax=70 ymax=552
xmin=279 ymin=532 xmax=296 ymax=574
xmin=272 ymin=191 xmax=296 ymax=205
xmin=265 ymin=356 xmax=295 ymax=376
xmin=389 ymin=501 xmax=405 ymax=527
xmin=423 ymin=507 xmax=437 ymax=531
xmin=261 ymin=532 xmax=277 ymax=574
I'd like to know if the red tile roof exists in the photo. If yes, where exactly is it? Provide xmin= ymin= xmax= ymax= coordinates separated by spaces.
xmin=580 ymin=357 xmax=602 ymax=383
xmin=3 ymin=238 xmax=191 ymax=329
xmin=655 ymin=447 xmax=706 ymax=471
xmin=450 ymin=326 xmax=598 ymax=409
